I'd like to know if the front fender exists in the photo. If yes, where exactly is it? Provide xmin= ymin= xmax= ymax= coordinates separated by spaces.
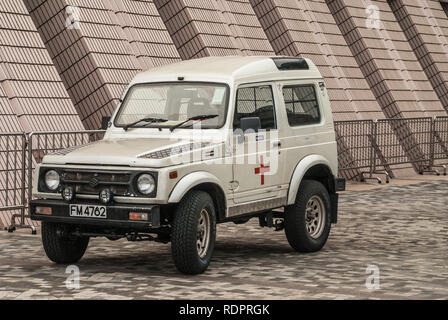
xmin=287 ymin=155 xmax=334 ymax=205
xmin=168 ymin=171 xmax=225 ymax=203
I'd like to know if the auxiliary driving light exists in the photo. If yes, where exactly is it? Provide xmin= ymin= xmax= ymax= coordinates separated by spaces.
xmin=61 ymin=186 xmax=75 ymax=202
xmin=99 ymin=188 xmax=113 ymax=204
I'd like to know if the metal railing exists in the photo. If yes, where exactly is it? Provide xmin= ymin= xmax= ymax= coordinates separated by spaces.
xmin=335 ymin=117 xmax=448 ymax=182
xmin=433 ymin=116 xmax=448 ymax=165
xmin=27 ymin=130 xmax=105 ymax=206
xmin=1 ymin=117 xmax=447 ymax=232
xmin=0 ymin=133 xmax=28 ymax=231
xmin=5 ymin=130 xmax=105 ymax=233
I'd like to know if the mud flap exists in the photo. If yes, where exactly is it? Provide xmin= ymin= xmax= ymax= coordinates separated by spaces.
xmin=330 ymin=193 xmax=339 ymax=224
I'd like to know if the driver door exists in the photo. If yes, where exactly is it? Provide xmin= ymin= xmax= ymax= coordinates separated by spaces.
xmin=231 ymin=84 xmax=283 ymax=204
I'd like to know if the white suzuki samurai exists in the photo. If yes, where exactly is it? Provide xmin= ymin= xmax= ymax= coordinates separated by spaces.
xmin=30 ymin=56 xmax=345 ymax=274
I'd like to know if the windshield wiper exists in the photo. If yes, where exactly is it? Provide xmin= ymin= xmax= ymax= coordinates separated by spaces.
xmin=123 ymin=117 xmax=167 ymax=131
xmin=169 ymin=115 xmax=218 ymax=132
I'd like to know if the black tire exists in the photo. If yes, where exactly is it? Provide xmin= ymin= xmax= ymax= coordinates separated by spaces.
xmin=284 ymin=180 xmax=331 ymax=252
xmin=41 ymin=222 xmax=89 ymax=264
xmin=171 ymin=190 xmax=216 ymax=275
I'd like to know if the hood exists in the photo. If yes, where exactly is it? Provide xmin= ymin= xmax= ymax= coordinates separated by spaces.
xmin=43 ymin=138 xmax=222 ymax=168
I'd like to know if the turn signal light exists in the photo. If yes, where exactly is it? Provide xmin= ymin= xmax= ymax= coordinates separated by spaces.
xmin=129 ymin=212 xmax=149 ymax=221
xmin=36 ymin=206 xmax=52 ymax=215
xmin=169 ymin=171 xmax=178 ymax=179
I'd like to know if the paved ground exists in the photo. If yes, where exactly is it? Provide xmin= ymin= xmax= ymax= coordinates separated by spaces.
xmin=0 ymin=178 xmax=447 ymax=300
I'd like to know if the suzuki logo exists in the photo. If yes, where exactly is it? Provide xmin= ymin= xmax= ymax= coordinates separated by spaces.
xmin=89 ymin=177 xmax=100 ymax=188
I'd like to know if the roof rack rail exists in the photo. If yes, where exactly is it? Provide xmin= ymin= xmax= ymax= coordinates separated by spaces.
xmin=271 ymin=57 xmax=309 ymax=71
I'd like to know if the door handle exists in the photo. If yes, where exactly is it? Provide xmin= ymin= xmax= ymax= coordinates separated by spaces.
xmin=273 ymin=141 xmax=281 ymax=147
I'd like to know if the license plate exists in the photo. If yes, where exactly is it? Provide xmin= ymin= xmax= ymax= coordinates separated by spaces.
xmin=69 ymin=204 xmax=107 ymax=219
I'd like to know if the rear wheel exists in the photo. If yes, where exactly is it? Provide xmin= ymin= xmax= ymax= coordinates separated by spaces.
xmin=41 ymin=222 xmax=89 ymax=264
xmin=284 ymin=180 xmax=331 ymax=252
xmin=171 ymin=191 xmax=216 ymax=274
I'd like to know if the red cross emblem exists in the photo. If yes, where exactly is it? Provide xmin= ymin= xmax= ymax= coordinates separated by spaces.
xmin=254 ymin=155 xmax=270 ymax=185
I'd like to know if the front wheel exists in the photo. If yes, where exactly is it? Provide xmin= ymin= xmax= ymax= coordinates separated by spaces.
xmin=284 ymin=180 xmax=332 ymax=252
xmin=171 ymin=191 xmax=216 ymax=274
xmin=41 ymin=222 xmax=89 ymax=264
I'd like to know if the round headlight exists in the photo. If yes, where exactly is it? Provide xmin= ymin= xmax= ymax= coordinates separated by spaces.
xmin=45 ymin=170 xmax=60 ymax=191
xmin=137 ymin=174 xmax=155 ymax=195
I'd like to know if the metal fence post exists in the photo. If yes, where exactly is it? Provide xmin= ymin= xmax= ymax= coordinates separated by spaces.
xmin=20 ymin=133 xmax=27 ymax=226
xmin=28 ymin=133 xmax=34 ymax=207
xmin=429 ymin=116 xmax=435 ymax=169
xmin=370 ymin=120 xmax=377 ymax=177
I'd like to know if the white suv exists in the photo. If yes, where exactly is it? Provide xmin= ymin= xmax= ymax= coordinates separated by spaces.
xmin=30 ymin=56 xmax=345 ymax=274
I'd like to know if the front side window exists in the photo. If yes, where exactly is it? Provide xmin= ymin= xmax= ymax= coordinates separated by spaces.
xmin=234 ymin=85 xmax=276 ymax=130
xmin=283 ymin=84 xmax=321 ymax=126
xmin=114 ymin=83 xmax=229 ymax=129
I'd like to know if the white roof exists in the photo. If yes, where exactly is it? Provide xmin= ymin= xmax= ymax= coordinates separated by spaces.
xmin=131 ymin=56 xmax=322 ymax=85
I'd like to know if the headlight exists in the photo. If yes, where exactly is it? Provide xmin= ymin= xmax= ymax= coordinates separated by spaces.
xmin=137 ymin=174 xmax=155 ymax=195
xmin=44 ymin=170 xmax=60 ymax=191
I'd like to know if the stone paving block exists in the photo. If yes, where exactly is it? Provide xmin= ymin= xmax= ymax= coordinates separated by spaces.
xmin=0 ymin=180 xmax=447 ymax=299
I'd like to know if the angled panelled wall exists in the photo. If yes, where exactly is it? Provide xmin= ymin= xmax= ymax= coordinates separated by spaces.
xmin=24 ymin=0 xmax=180 ymax=130
xmin=0 ymin=0 xmax=83 ymax=132
xmin=389 ymin=0 xmax=448 ymax=113
xmin=153 ymin=0 xmax=275 ymax=59
xmin=250 ymin=0 xmax=384 ymax=121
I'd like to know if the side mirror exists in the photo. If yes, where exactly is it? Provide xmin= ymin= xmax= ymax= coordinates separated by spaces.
xmin=101 ymin=116 xmax=111 ymax=130
xmin=236 ymin=117 xmax=261 ymax=144
xmin=240 ymin=117 xmax=261 ymax=132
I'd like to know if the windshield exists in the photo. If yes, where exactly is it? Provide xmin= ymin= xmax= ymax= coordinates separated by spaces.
xmin=114 ymin=83 xmax=229 ymax=129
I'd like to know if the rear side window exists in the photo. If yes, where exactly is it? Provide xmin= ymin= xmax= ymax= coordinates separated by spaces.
xmin=282 ymin=84 xmax=321 ymax=126
xmin=234 ymin=85 xmax=276 ymax=130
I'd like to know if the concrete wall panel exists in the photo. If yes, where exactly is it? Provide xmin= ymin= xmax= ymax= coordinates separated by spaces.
xmin=0 ymin=0 xmax=83 ymax=132
xmin=250 ymin=0 xmax=384 ymax=121
xmin=154 ymin=0 xmax=275 ymax=60
xmin=389 ymin=0 xmax=448 ymax=113
xmin=326 ymin=0 xmax=445 ymax=119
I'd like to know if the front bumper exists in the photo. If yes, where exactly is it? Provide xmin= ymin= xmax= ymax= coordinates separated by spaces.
xmin=29 ymin=199 xmax=161 ymax=231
